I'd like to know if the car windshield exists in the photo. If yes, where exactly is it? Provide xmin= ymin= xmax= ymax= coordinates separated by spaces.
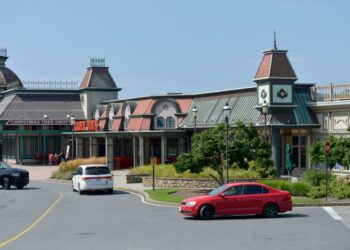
xmin=84 ymin=167 xmax=111 ymax=175
xmin=208 ymin=185 xmax=228 ymax=196
xmin=0 ymin=162 xmax=11 ymax=170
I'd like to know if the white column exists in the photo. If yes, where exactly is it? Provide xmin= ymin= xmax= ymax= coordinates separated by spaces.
xmin=161 ymin=135 xmax=166 ymax=164
xmin=77 ymin=138 xmax=83 ymax=158
xmin=105 ymin=136 xmax=114 ymax=170
xmin=139 ymin=136 xmax=144 ymax=166
xmin=133 ymin=136 xmax=137 ymax=167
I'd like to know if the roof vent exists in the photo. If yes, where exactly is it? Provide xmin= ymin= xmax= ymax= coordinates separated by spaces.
xmin=90 ymin=58 xmax=105 ymax=67
xmin=0 ymin=48 xmax=7 ymax=57
xmin=0 ymin=48 xmax=8 ymax=67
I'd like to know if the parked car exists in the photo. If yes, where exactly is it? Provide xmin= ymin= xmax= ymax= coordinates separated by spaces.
xmin=71 ymin=164 xmax=114 ymax=194
xmin=0 ymin=161 xmax=30 ymax=189
xmin=179 ymin=182 xmax=293 ymax=219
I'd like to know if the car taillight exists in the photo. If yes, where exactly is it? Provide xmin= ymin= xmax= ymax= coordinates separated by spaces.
xmin=82 ymin=176 xmax=112 ymax=181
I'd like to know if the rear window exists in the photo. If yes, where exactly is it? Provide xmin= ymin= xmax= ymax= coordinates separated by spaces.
xmin=84 ymin=167 xmax=110 ymax=175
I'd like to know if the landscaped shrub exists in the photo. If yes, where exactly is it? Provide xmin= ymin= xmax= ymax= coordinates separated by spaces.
xmin=58 ymin=157 xmax=106 ymax=172
xmin=174 ymin=153 xmax=203 ymax=173
xmin=231 ymin=169 xmax=260 ymax=179
xmin=307 ymin=185 xmax=326 ymax=199
xmin=330 ymin=181 xmax=350 ymax=200
xmin=301 ymin=169 xmax=334 ymax=186
xmin=259 ymin=180 xmax=311 ymax=196
xmin=52 ymin=157 xmax=107 ymax=180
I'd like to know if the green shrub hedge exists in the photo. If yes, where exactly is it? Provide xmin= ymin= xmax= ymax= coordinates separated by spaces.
xmin=130 ymin=164 xmax=261 ymax=179
xmin=259 ymin=180 xmax=311 ymax=196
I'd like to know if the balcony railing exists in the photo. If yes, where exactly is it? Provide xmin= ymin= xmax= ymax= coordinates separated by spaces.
xmin=316 ymin=83 xmax=350 ymax=101
xmin=23 ymin=81 xmax=79 ymax=89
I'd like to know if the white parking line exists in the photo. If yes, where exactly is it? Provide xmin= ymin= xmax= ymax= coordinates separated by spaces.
xmin=323 ymin=207 xmax=343 ymax=221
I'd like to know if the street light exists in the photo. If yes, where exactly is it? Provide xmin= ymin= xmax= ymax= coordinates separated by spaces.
xmin=223 ymin=102 xmax=231 ymax=183
xmin=262 ymin=100 xmax=269 ymax=141
xmin=192 ymin=106 xmax=198 ymax=134
xmin=43 ymin=114 xmax=49 ymax=165
xmin=70 ymin=115 xmax=76 ymax=159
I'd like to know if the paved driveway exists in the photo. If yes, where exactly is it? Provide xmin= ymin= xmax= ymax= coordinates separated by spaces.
xmin=0 ymin=181 xmax=349 ymax=250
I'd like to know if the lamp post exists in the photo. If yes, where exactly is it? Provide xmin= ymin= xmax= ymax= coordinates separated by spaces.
xmin=192 ymin=106 xmax=198 ymax=134
xmin=223 ymin=102 xmax=231 ymax=183
xmin=70 ymin=115 xmax=75 ymax=159
xmin=43 ymin=114 xmax=49 ymax=165
xmin=262 ymin=100 xmax=269 ymax=141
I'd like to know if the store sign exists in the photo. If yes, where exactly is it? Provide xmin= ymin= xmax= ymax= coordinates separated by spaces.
xmin=74 ymin=120 xmax=99 ymax=132
xmin=6 ymin=119 xmax=70 ymax=125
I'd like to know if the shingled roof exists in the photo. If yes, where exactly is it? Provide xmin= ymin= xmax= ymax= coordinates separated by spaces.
xmin=0 ymin=92 xmax=85 ymax=121
xmin=79 ymin=59 xmax=118 ymax=89
xmin=254 ymin=45 xmax=297 ymax=81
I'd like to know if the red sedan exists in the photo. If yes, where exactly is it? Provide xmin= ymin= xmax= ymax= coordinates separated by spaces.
xmin=179 ymin=182 xmax=293 ymax=219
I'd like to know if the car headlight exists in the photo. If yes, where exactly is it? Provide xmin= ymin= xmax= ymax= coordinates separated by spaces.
xmin=185 ymin=201 xmax=197 ymax=207
xmin=11 ymin=173 xmax=20 ymax=177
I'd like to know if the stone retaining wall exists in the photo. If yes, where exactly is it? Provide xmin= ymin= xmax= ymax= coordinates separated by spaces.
xmin=126 ymin=174 xmax=150 ymax=183
xmin=143 ymin=177 xmax=219 ymax=189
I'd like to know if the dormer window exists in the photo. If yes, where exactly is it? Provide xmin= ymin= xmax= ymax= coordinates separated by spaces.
xmin=124 ymin=105 xmax=131 ymax=131
xmin=166 ymin=117 xmax=175 ymax=128
xmin=153 ymin=100 xmax=178 ymax=129
xmin=157 ymin=117 xmax=165 ymax=128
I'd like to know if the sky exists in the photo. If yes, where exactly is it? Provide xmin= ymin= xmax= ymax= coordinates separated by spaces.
xmin=2 ymin=0 xmax=350 ymax=98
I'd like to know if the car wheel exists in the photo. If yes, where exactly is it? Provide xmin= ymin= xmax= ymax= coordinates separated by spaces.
xmin=16 ymin=185 xmax=24 ymax=190
xmin=78 ymin=184 xmax=84 ymax=195
xmin=199 ymin=205 xmax=215 ymax=220
xmin=2 ymin=177 xmax=11 ymax=190
xmin=263 ymin=203 xmax=278 ymax=218
xmin=108 ymin=189 xmax=114 ymax=194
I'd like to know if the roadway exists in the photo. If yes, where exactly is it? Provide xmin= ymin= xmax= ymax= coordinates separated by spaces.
xmin=0 ymin=181 xmax=349 ymax=250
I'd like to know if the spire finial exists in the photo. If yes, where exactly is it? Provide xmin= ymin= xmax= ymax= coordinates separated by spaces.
xmin=273 ymin=31 xmax=277 ymax=50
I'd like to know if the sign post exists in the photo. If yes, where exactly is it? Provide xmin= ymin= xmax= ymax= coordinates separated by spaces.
xmin=324 ymin=141 xmax=331 ymax=203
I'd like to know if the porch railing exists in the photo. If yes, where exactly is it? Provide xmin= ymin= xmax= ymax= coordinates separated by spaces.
xmin=316 ymin=83 xmax=350 ymax=101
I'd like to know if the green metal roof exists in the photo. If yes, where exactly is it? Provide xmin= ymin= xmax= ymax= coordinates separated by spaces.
xmin=180 ymin=85 xmax=319 ymax=128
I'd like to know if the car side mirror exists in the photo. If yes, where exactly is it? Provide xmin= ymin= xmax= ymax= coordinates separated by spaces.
xmin=219 ymin=193 xmax=225 ymax=197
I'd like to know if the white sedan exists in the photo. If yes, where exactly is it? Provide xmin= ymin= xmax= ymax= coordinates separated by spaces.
xmin=72 ymin=164 xmax=114 ymax=194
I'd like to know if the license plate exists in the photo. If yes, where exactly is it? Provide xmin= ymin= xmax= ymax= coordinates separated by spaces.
xmin=95 ymin=178 xmax=101 ymax=182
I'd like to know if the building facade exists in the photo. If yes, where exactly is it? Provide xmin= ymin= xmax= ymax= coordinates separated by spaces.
xmin=0 ymin=43 xmax=349 ymax=176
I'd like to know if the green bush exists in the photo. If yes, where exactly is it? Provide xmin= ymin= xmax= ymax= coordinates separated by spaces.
xmin=259 ymin=180 xmax=311 ymax=196
xmin=231 ymin=169 xmax=260 ymax=179
xmin=248 ymin=160 xmax=275 ymax=178
xmin=330 ymin=181 xmax=350 ymax=200
xmin=301 ymin=169 xmax=334 ymax=186
xmin=130 ymin=165 xmax=261 ymax=179
xmin=174 ymin=153 xmax=203 ymax=173
xmin=308 ymin=185 xmax=326 ymax=199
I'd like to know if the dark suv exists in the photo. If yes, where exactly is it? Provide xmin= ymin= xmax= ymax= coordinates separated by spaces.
xmin=0 ymin=162 xmax=29 ymax=189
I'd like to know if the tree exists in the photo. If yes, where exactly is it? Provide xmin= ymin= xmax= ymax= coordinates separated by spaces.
xmin=174 ymin=122 xmax=274 ymax=184
xmin=310 ymin=136 xmax=350 ymax=168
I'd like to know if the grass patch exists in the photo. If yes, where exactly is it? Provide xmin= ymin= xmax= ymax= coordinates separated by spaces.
xmin=292 ymin=196 xmax=324 ymax=205
xmin=144 ymin=189 xmax=326 ymax=205
xmin=145 ymin=189 xmax=184 ymax=203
